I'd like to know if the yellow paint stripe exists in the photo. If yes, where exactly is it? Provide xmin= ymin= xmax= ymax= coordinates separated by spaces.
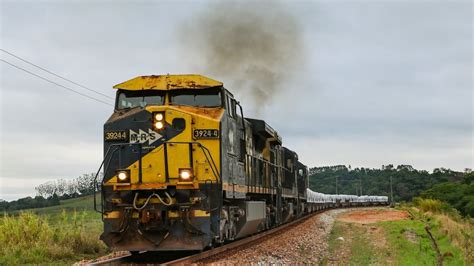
xmin=104 ymin=211 xmax=121 ymax=219
xmin=167 ymin=210 xmax=210 ymax=218
xmin=108 ymin=182 xmax=200 ymax=191
xmin=193 ymin=210 xmax=210 ymax=217
xmin=168 ymin=210 xmax=179 ymax=218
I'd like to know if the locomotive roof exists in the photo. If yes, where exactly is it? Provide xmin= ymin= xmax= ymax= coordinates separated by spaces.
xmin=246 ymin=118 xmax=282 ymax=144
xmin=113 ymin=74 xmax=223 ymax=91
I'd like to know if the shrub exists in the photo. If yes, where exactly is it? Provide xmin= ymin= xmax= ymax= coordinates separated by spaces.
xmin=0 ymin=211 xmax=105 ymax=264
xmin=413 ymin=198 xmax=454 ymax=214
xmin=420 ymin=182 xmax=474 ymax=217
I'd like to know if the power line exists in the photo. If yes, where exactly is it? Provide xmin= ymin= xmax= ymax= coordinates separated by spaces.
xmin=0 ymin=48 xmax=113 ymax=100
xmin=0 ymin=59 xmax=113 ymax=107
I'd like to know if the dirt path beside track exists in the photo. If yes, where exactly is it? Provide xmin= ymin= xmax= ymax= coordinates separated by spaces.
xmin=326 ymin=208 xmax=409 ymax=265
xmin=337 ymin=208 xmax=409 ymax=224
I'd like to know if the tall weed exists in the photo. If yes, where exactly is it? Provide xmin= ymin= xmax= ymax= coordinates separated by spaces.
xmin=435 ymin=214 xmax=474 ymax=262
xmin=0 ymin=211 xmax=105 ymax=264
xmin=410 ymin=198 xmax=474 ymax=263
xmin=413 ymin=197 xmax=454 ymax=214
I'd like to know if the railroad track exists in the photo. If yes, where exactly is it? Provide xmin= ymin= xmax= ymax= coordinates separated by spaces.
xmin=88 ymin=205 xmax=386 ymax=265
xmin=89 ymin=209 xmax=325 ymax=265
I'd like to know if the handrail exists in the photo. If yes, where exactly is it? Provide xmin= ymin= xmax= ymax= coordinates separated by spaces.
xmin=246 ymin=153 xmax=289 ymax=171
xmin=93 ymin=143 xmax=143 ymax=214
xmin=93 ymin=145 xmax=117 ymax=214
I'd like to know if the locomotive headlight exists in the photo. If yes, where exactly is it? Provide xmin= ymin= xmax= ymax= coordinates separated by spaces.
xmin=118 ymin=172 xmax=127 ymax=180
xmin=178 ymin=168 xmax=193 ymax=182
xmin=154 ymin=121 xmax=164 ymax=129
xmin=152 ymin=112 xmax=165 ymax=130
xmin=116 ymin=170 xmax=130 ymax=183
xmin=155 ymin=113 xmax=164 ymax=121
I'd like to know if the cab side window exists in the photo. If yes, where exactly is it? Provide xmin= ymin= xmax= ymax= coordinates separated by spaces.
xmin=231 ymin=99 xmax=237 ymax=117
xmin=225 ymin=93 xmax=237 ymax=118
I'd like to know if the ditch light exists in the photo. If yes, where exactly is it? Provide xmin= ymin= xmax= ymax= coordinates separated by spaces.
xmin=116 ymin=170 xmax=130 ymax=183
xmin=179 ymin=168 xmax=194 ymax=182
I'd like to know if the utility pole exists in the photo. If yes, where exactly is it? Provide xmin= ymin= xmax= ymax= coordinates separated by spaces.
xmin=390 ymin=175 xmax=394 ymax=207
xmin=335 ymin=176 xmax=338 ymax=195
xmin=359 ymin=176 xmax=362 ymax=196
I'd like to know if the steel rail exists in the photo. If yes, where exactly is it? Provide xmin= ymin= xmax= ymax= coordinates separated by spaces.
xmin=87 ymin=253 xmax=135 ymax=265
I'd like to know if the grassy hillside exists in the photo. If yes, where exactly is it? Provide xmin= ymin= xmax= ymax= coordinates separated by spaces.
xmin=1 ymin=195 xmax=105 ymax=265
xmin=24 ymin=194 xmax=99 ymax=219
xmin=26 ymin=194 xmax=96 ymax=214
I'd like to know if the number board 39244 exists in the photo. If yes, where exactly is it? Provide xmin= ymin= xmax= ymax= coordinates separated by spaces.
xmin=104 ymin=130 xmax=128 ymax=141
xmin=193 ymin=129 xmax=219 ymax=139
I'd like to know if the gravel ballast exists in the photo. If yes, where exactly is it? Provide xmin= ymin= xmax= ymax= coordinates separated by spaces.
xmin=200 ymin=209 xmax=350 ymax=265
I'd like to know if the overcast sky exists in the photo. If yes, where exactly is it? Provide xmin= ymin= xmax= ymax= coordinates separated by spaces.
xmin=0 ymin=0 xmax=472 ymax=200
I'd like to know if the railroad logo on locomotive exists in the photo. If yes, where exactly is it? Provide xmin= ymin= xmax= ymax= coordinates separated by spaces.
xmin=129 ymin=129 xmax=161 ymax=145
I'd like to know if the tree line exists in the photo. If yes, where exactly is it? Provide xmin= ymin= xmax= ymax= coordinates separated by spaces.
xmin=309 ymin=164 xmax=473 ymax=217
xmin=0 ymin=173 xmax=99 ymax=212
xmin=420 ymin=172 xmax=473 ymax=217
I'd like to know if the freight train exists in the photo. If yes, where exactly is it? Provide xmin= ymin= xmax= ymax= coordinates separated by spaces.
xmin=94 ymin=74 xmax=388 ymax=252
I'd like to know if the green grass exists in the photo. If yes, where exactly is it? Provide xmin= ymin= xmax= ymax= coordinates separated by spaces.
xmin=327 ymin=221 xmax=349 ymax=259
xmin=349 ymin=223 xmax=379 ymax=265
xmin=16 ymin=195 xmax=103 ymax=233
xmin=328 ymin=222 xmax=384 ymax=265
xmin=379 ymin=219 xmax=465 ymax=265
xmin=1 ymin=195 xmax=106 ymax=265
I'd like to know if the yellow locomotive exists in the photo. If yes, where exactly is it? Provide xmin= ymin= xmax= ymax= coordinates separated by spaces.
xmin=95 ymin=74 xmax=309 ymax=252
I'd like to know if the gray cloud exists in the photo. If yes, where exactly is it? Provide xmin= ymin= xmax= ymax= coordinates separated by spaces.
xmin=0 ymin=0 xmax=472 ymax=200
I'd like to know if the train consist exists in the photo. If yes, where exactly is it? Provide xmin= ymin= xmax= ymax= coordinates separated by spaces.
xmin=306 ymin=189 xmax=388 ymax=210
xmin=94 ymin=74 xmax=388 ymax=252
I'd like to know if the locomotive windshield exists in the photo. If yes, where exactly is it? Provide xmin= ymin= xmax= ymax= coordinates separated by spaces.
xmin=116 ymin=90 xmax=165 ymax=110
xmin=169 ymin=88 xmax=222 ymax=107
